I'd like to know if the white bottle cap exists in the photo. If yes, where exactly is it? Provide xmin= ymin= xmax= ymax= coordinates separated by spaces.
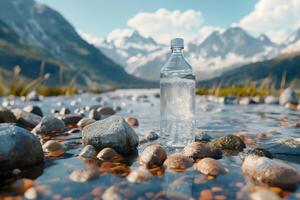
xmin=171 ymin=38 xmax=184 ymax=49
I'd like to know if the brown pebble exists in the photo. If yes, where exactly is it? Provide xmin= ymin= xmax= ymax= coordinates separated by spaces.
xmin=77 ymin=118 xmax=96 ymax=128
xmin=199 ymin=190 xmax=213 ymax=200
xmin=211 ymin=186 xmax=223 ymax=193
xmin=139 ymin=144 xmax=167 ymax=168
xmin=91 ymin=187 xmax=103 ymax=197
xmin=182 ymin=142 xmax=222 ymax=161
xmin=97 ymin=147 xmax=121 ymax=161
xmin=214 ymin=195 xmax=226 ymax=200
xmin=195 ymin=158 xmax=226 ymax=176
xmin=127 ymin=117 xmax=139 ymax=126
xmin=126 ymin=167 xmax=152 ymax=183
xmin=11 ymin=178 xmax=34 ymax=194
xmin=163 ymin=153 xmax=193 ymax=171
xmin=42 ymin=140 xmax=66 ymax=157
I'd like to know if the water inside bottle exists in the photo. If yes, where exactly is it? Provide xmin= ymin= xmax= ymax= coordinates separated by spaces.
xmin=160 ymin=76 xmax=195 ymax=147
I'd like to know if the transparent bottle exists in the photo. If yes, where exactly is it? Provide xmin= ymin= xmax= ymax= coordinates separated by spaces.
xmin=160 ymin=38 xmax=196 ymax=148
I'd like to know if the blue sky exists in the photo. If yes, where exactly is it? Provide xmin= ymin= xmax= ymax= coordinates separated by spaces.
xmin=36 ymin=0 xmax=300 ymax=44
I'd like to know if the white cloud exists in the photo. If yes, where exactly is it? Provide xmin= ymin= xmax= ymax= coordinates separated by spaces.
xmin=238 ymin=0 xmax=300 ymax=44
xmin=127 ymin=8 xmax=206 ymax=44
xmin=106 ymin=28 xmax=134 ymax=43
xmin=78 ymin=31 xmax=102 ymax=47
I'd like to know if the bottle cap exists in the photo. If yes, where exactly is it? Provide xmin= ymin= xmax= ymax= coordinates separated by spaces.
xmin=171 ymin=38 xmax=184 ymax=49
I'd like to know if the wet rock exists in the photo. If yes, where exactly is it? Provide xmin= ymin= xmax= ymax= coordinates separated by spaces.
xmin=102 ymin=185 xmax=123 ymax=200
xmin=77 ymin=118 xmax=95 ymax=128
xmin=279 ymin=88 xmax=299 ymax=106
xmin=0 ymin=124 xmax=43 ymax=170
xmin=24 ymin=187 xmax=38 ymax=199
xmin=242 ymin=155 xmax=300 ymax=188
xmin=59 ymin=107 xmax=71 ymax=115
xmin=163 ymin=153 xmax=194 ymax=171
xmin=252 ymin=96 xmax=265 ymax=104
xmin=240 ymin=148 xmax=273 ymax=161
xmin=0 ymin=107 xmax=16 ymax=123
xmin=42 ymin=140 xmax=66 ymax=156
xmin=61 ymin=114 xmax=83 ymax=127
xmin=13 ymin=109 xmax=42 ymax=129
xmin=218 ymin=95 xmax=238 ymax=105
xmin=97 ymin=107 xmax=116 ymax=116
xmin=239 ymin=97 xmax=256 ymax=105
xmin=195 ymin=158 xmax=226 ymax=176
xmin=127 ymin=167 xmax=152 ymax=183
xmin=26 ymin=91 xmax=40 ymax=101
xmin=79 ymin=145 xmax=97 ymax=159
xmin=284 ymin=102 xmax=298 ymax=109
xmin=262 ymin=138 xmax=300 ymax=161
xmin=97 ymin=147 xmax=121 ymax=160
xmin=139 ymin=144 xmax=167 ymax=168
xmin=264 ymin=96 xmax=279 ymax=104
xmin=139 ymin=130 xmax=159 ymax=144
xmin=69 ymin=169 xmax=98 ymax=182
xmin=195 ymin=131 xmax=212 ymax=142
xmin=182 ymin=142 xmax=222 ymax=161
xmin=32 ymin=116 xmax=66 ymax=135
xmin=23 ymin=105 xmax=43 ymax=117
xmin=82 ymin=115 xmax=139 ymax=155
xmin=89 ymin=109 xmax=101 ymax=120
xmin=11 ymin=178 xmax=34 ymax=194
xmin=211 ymin=134 xmax=246 ymax=152
xmin=127 ymin=117 xmax=139 ymax=126
xmin=250 ymin=189 xmax=282 ymax=200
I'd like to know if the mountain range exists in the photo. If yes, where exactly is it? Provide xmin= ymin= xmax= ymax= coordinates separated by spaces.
xmin=0 ymin=0 xmax=155 ymax=88
xmin=0 ymin=0 xmax=299 ymax=88
xmin=98 ymin=26 xmax=300 ymax=82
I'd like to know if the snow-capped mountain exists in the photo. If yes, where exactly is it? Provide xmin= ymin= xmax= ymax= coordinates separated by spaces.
xmin=98 ymin=27 xmax=279 ymax=81
xmin=281 ymin=28 xmax=300 ymax=54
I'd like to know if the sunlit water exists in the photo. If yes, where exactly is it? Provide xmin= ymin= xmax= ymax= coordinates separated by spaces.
xmin=0 ymin=89 xmax=300 ymax=199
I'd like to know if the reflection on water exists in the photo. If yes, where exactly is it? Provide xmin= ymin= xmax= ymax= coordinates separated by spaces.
xmin=0 ymin=89 xmax=300 ymax=199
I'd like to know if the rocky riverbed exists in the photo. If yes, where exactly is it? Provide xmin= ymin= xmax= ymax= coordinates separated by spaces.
xmin=0 ymin=89 xmax=300 ymax=200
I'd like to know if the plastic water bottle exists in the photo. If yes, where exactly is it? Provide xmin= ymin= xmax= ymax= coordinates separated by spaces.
xmin=160 ymin=38 xmax=196 ymax=147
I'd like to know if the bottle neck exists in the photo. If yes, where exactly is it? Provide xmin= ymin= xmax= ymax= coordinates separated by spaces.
xmin=171 ymin=47 xmax=184 ymax=55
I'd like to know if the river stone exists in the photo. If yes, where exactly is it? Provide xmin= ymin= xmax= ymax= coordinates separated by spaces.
xmin=89 ymin=109 xmax=101 ymax=120
xmin=61 ymin=114 xmax=83 ymax=127
xmin=195 ymin=131 xmax=212 ymax=142
xmin=79 ymin=145 xmax=97 ymax=159
xmin=242 ymin=155 xmax=300 ymax=188
xmin=42 ymin=140 xmax=66 ymax=156
xmin=0 ymin=124 xmax=43 ymax=170
xmin=279 ymin=88 xmax=299 ymax=106
xmin=0 ymin=107 xmax=16 ymax=123
xmin=264 ymin=96 xmax=279 ymax=104
xmin=127 ymin=117 xmax=139 ymax=126
xmin=77 ymin=118 xmax=95 ymax=128
xmin=195 ymin=158 xmax=226 ymax=176
xmin=59 ymin=107 xmax=71 ymax=115
xmin=139 ymin=130 xmax=159 ymax=144
xmin=239 ymin=148 xmax=273 ymax=161
xmin=250 ymin=189 xmax=282 ymax=200
xmin=139 ymin=144 xmax=167 ymax=168
xmin=32 ymin=116 xmax=66 ymax=135
xmin=211 ymin=135 xmax=246 ymax=152
xmin=163 ymin=153 xmax=194 ymax=171
xmin=182 ymin=142 xmax=222 ymax=161
xmin=239 ymin=97 xmax=256 ymax=105
xmin=97 ymin=147 xmax=121 ymax=160
xmin=82 ymin=115 xmax=139 ymax=155
xmin=127 ymin=167 xmax=152 ymax=183
xmin=23 ymin=105 xmax=43 ymax=117
xmin=262 ymin=138 xmax=300 ymax=161
xmin=26 ymin=91 xmax=40 ymax=101
xmin=13 ymin=109 xmax=42 ymax=129
xmin=69 ymin=169 xmax=98 ymax=182
xmin=97 ymin=107 xmax=115 ymax=116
